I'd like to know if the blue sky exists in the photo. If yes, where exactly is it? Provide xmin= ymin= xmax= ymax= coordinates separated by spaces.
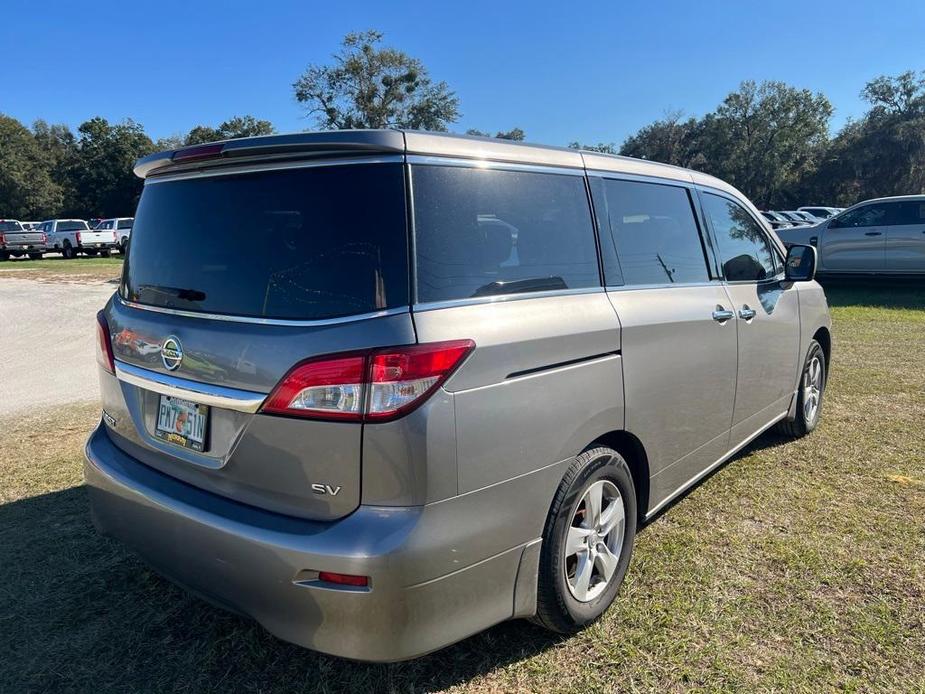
xmin=3 ymin=0 xmax=924 ymax=146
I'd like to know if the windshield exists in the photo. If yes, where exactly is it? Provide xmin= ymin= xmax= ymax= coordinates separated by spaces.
xmin=121 ymin=163 xmax=408 ymax=321
xmin=58 ymin=221 xmax=89 ymax=232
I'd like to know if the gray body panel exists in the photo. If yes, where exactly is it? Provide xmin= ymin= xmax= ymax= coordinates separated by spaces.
xmin=86 ymin=130 xmax=833 ymax=661
xmin=608 ymin=284 xmax=737 ymax=507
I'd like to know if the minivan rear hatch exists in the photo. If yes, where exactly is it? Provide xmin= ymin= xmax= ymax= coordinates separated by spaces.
xmin=103 ymin=159 xmax=413 ymax=520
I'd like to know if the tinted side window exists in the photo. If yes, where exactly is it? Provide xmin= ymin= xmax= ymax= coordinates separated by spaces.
xmin=835 ymin=203 xmax=893 ymax=228
xmin=894 ymin=201 xmax=925 ymax=225
xmin=118 ymin=219 xmax=133 ymax=229
xmin=412 ymin=165 xmax=599 ymax=303
xmin=600 ymin=179 xmax=709 ymax=286
xmin=702 ymin=193 xmax=777 ymax=282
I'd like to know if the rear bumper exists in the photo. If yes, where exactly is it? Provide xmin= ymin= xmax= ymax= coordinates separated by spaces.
xmin=79 ymin=242 xmax=117 ymax=250
xmin=1 ymin=244 xmax=45 ymax=252
xmin=84 ymin=422 xmax=532 ymax=661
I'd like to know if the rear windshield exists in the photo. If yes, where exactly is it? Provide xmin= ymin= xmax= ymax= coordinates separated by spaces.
xmin=0 ymin=222 xmax=23 ymax=231
xmin=58 ymin=221 xmax=89 ymax=231
xmin=121 ymin=163 xmax=408 ymax=321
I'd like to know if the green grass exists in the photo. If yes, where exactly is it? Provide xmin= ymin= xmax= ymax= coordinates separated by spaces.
xmin=0 ymin=254 xmax=123 ymax=281
xmin=1 ymin=281 xmax=924 ymax=693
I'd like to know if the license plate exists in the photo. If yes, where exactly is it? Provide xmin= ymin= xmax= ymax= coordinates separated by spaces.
xmin=155 ymin=396 xmax=208 ymax=451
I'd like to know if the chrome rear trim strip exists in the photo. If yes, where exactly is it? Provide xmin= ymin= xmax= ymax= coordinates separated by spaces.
xmin=114 ymin=361 xmax=266 ymax=414
xmin=115 ymin=294 xmax=410 ymax=327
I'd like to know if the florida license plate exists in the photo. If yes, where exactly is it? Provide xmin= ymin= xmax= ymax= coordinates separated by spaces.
xmin=155 ymin=395 xmax=208 ymax=451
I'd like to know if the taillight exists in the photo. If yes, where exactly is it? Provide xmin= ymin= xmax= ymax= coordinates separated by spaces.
xmin=76 ymin=232 xmax=82 ymax=244
xmin=95 ymin=311 xmax=115 ymax=374
xmin=0 ymin=233 xmax=5 ymax=245
xmin=41 ymin=233 xmax=47 ymax=243
xmin=366 ymin=341 xmax=475 ymax=420
xmin=262 ymin=354 xmax=366 ymax=421
xmin=262 ymin=340 xmax=475 ymax=422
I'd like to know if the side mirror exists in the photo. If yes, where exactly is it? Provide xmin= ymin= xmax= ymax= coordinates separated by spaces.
xmin=785 ymin=244 xmax=817 ymax=282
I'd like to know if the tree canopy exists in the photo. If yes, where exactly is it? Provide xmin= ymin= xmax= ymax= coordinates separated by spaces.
xmin=466 ymin=128 xmax=526 ymax=141
xmin=293 ymin=30 xmax=460 ymax=131
xmin=3 ymin=51 xmax=925 ymax=220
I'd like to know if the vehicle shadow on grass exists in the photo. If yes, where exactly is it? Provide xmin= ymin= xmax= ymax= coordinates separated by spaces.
xmin=818 ymin=276 xmax=925 ymax=311
xmin=0 ymin=486 xmax=564 ymax=694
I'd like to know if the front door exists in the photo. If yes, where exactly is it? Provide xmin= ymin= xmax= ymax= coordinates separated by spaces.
xmin=591 ymin=176 xmax=738 ymax=513
xmin=821 ymin=203 xmax=891 ymax=272
xmin=700 ymin=192 xmax=802 ymax=443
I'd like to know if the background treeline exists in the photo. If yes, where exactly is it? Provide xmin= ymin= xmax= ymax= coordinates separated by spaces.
xmin=573 ymin=71 xmax=925 ymax=209
xmin=0 ymin=114 xmax=274 ymax=219
xmin=1 ymin=27 xmax=923 ymax=219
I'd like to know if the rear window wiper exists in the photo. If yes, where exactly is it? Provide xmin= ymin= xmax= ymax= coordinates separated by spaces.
xmin=471 ymin=276 xmax=568 ymax=298
xmin=137 ymin=285 xmax=207 ymax=302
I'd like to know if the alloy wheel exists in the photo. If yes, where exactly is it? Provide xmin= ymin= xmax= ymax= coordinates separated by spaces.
xmin=564 ymin=479 xmax=625 ymax=602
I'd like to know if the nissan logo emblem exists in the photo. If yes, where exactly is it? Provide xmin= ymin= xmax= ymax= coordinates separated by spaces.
xmin=161 ymin=336 xmax=183 ymax=371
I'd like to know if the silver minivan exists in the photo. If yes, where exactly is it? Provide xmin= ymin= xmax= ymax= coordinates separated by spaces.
xmin=85 ymin=131 xmax=832 ymax=662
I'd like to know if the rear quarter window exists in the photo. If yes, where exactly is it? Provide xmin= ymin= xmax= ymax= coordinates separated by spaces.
xmin=411 ymin=165 xmax=599 ymax=303
xmin=122 ymin=163 xmax=409 ymax=321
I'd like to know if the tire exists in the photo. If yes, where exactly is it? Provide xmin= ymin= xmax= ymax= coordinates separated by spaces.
xmin=61 ymin=243 xmax=76 ymax=259
xmin=533 ymin=446 xmax=637 ymax=634
xmin=0 ymin=251 xmax=9 ymax=261
xmin=777 ymin=339 xmax=826 ymax=438
xmin=119 ymin=237 xmax=128 ymax=254
xmin=100 ymin=250 xmax=110 ymax=258
xmin=28 ymin=253 xmax=42 ymax=260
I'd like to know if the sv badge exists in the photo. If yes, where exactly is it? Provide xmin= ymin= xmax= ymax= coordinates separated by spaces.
xmin=311 ymin=483 xmax=342 ymax=496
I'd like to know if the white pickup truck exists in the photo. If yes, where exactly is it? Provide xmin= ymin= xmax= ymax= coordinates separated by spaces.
xmin=0 ymin=219 xmax=46 ymax=260
xmin=93 ymin=217 xmax=134 ymax=254
xmin=40 ymin=219 xmax=90 ymax=258
xmin=80 ymin=221 xmax=121 ymax=256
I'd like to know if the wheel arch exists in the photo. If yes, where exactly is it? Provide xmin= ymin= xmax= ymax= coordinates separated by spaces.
xmin=585 ymin=430 xmax=650 ymax=521
xmin=812 ymin=326 xmax=831 ymax=374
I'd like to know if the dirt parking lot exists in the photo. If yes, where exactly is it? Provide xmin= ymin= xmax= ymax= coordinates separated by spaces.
xmin=0 ymin=277 xmax=116 ymax=417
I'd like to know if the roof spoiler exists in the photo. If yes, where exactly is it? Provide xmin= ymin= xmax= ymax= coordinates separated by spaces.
xmin=134 ymin=130 xmax=407 ymax=178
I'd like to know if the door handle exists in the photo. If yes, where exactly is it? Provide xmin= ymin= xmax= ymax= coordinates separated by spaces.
xmin=738 ymin=306 xmax=757 ymax=321
xmin=712 ymin=307 xmax=734 ymax=323
xmin=864 ymin=231 xmax=882 ymax=236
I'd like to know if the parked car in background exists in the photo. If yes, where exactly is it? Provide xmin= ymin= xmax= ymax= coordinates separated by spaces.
xmin=81 ymin=221 xmax=121 ymax=256
xmin=0 ymin=219 xmax=46 ymax=260
xmin=40 ymin=219 xmax=90 ymax=258
xmin=777 ymin=195 xmax=925 ymax=274
xmin=761 ymin=211 xmax=795 ymax=229
xmin=776 ymin=211 xmax=813 ymax=226
xmin=787 ymin=211 xmax=825 ymax=224
xmin=798 ymin=206 xmax=840 ymax=219
xmin=85 ymin=130 xmax=832 ymax=662
xmin=94 ymin=217 xmax=134 ymax=253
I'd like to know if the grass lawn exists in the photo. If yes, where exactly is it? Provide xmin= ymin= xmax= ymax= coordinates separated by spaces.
xmin=1 ymin=281 xmax=923 ymax=693
xmin=0 ymin=254 xmax=123 ymax=282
